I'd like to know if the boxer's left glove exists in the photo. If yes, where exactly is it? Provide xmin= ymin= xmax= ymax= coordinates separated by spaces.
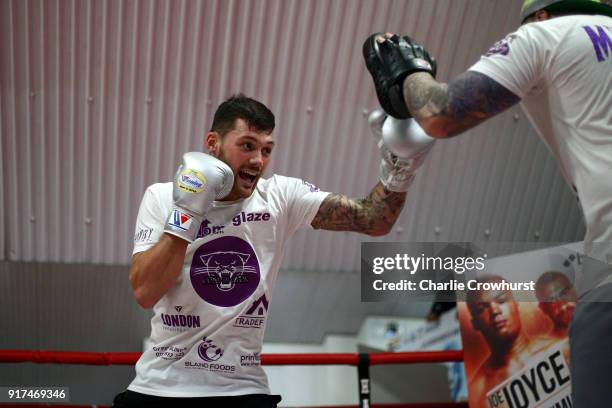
xmin=368 ymin=109 xmax=435 ymax=192
xmin=164 ymin=152 xmax=234 ymax=242
xmin=363 ymin=33 xmax=437 ymax=119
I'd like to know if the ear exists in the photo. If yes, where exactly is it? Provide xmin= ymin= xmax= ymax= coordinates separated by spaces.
xmin=206 ymin=132 xmax=221 ymax=156
xmin=535 ymin=10 xmax=550 ymax=21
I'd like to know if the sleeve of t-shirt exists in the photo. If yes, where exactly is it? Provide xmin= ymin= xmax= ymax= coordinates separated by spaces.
xmin=282 ymin=176 xmax=330 ymax=235
xmin=132 ymin=184 xmax=169 ymax=255
xmin=468 ymin=24 xmax=546 ymax=98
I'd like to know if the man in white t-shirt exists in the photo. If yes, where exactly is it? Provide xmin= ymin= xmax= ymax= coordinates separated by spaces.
xmin=363 ymin=0 xmax=612 ymax=406
xmin=114 ymin=94 xmax=433 ymax=407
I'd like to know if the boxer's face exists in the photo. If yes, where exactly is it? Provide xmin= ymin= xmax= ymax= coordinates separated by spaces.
xmin=470 ymin=288 xmax=521 ymax=344
xmin=207 ymin=119 xmax=274 ymax=201
xmin=537 ymin=277 xmax=577 ymax=328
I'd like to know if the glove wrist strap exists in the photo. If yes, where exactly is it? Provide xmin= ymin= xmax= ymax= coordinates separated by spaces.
xmin=163 ymin=206 xmax=202 ymax=243
xmin=379 ymin=159 xmax=417 ymax=192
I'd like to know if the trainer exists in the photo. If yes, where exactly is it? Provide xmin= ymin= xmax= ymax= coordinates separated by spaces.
xmin=363 ymin=0 xmax=612 ymax=405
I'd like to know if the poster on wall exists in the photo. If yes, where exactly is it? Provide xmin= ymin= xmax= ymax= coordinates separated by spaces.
xmin=458 ymin=243 xmax=581 ymax=408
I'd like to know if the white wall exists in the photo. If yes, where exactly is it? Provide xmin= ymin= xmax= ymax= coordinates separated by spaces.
xmin=263 ymin=316 xmax=452 ymax=406
xmin=263 ymin=335 xmax=359 ymax=406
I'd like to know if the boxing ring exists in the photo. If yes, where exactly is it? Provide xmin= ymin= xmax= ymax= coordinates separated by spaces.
xmin=0 ymin=349 xmax=467 ymax=408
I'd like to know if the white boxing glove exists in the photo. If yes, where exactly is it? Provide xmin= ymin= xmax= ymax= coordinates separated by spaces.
xmin=164 ymin=152 xmax=234 ymax=242
xmin=368 ymin=109 xmax=435 ymax=192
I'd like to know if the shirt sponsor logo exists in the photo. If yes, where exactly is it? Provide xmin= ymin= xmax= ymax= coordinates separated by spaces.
xmin=184 ymin=337 xmax=236 ymax=374
xmin=160 ymin=313 xmax=201 ymax=328
xmin=233 ymin=294 xmax=269 ymax=329
xmin=134 ymin=227 xmax=153 ymax=243
xmin=240 ymin=352 xmax=261 ymax=367
xmin=160 ymin=306 xmax=200 ymax=332
xmin=194 ymin=251 xmax=255 ymax=291
xmin=184 ymin=361 xmax=236 ymax=373
xmin=168 ymin=209 xmax=193 ymax=231
xmin=190 ymin=237 xmax=261 ymax=307
xmin=178 ymin=169 xmax=207 ymax=193
xmin=232 ymin=211 xmax=271 ymax=226
xmin=197 ymin=337 xmax=224 ymax=362
xmin=303 ymin=180 xmax=321 ymax=192
xmin=152 ymin=345 xmax=187 ymax=361
xmin=485 ymin=34 xmax=516 ymax=57
xmin=196 ymin=219 xmax=225 ymax=239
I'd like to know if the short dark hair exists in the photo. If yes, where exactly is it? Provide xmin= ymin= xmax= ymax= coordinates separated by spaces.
xmin=210 ymin=94 xmax=275 ymax=137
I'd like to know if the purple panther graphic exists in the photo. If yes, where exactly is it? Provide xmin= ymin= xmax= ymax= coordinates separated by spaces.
xmin=190 ymin=236 xmax=260 ymax=307
xmin=193 ymin=251 xmax=256 ymax=292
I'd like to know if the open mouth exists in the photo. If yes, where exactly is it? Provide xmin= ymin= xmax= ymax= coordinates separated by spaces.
xmin=239 ymin=169 xmax=258 ymax=185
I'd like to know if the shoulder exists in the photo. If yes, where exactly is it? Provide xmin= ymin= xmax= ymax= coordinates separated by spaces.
xmin=255 ymin=174 xmax=319 ymax=194
xmin=484 ymin=21 xmax=556 ymax=55
xmin=520 ymin=15 xmax=591 ymax=41
xmin=144 ymin=182 xmax=173 ymax=198
xmin=260 ymin=174 xmax=305 ymax=186
xmin=139 ymin=182 xmax=172 ymax=210
xmin=135 ymin=182 xmax=173 ymax=223
xmin=255 ymin=174 xmax=286 ymax=191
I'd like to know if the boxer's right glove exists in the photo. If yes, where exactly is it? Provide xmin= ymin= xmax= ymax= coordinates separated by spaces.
xmin=164 ymin=152 xmax=234 ymax=242
xmin=368 ymin=109 xmax=435 ymax=192
xmin=363 ymin=33 xmax=437 ymax=119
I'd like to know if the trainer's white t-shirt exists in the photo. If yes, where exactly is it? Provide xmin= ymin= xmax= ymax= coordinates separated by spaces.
xmin=469 ymin=15 xmax=612 ymax=264
xmin=128 ymin=175 xmax=329 ymax=397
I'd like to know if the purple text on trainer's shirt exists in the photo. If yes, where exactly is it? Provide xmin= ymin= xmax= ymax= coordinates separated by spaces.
xmin=484 ymin=34 xmax=516 ymax=57
xmin=583 ymin=25 xmax=612 ymax=62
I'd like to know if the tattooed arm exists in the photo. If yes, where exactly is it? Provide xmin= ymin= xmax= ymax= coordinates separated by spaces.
xmin=403 ymin=71 xmax=520 ymax=138
xmin=311 ymin=182 xmax=406 ymax=236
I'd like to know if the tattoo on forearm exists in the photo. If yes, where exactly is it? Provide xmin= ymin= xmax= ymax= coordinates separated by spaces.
xmin=403 ymin=71 xmax=520 ymax=136
xmin=404 ymin=75 xmax=449 ymax=115
xmin=311 ymin=182 xmax=406 ymax=235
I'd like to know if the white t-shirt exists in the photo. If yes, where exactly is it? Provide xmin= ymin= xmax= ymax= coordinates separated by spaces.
xmin=469 ymin=15 xmax=612 ymax=264
xmin=128 ymin=175 xmax=329 ymax=397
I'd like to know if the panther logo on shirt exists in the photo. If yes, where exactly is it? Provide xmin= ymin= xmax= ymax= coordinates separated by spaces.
xmin=192 ymin=251 xmax=257 ymax=292
xmin=190 ymin=236 xmax=261 ymax=307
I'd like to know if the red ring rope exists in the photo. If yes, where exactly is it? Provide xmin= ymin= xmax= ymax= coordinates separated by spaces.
xmin=0 ymin=350 xmax=462 ymax=366
xmin=0 ymin=350 xmax=467 ymax=408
